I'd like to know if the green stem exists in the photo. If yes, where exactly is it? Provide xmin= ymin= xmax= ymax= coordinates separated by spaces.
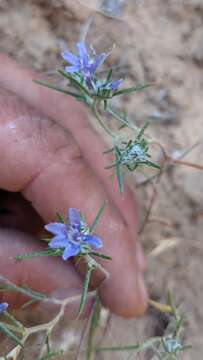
xmin=86 ymin=295 xmax=101 ymax=360
xmin=92 ymin=101 xmax=116 ymax=139
xmin=1 ymin=323 xmax=24 ymax=334
xmin=86 ymin=255 xmax=109 ymax=283
xmin=106 ymin=105 xmax=140 ymax=133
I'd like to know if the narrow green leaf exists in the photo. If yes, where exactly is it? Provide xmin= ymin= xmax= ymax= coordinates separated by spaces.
xmin=38 ymin=350 xmax=63 ymax=360
xmin=104 ymin=162 xmax=119 ymax=169
xmin=21 ymin=299 xmax=37 ymax=309
xmin=0 ymin=283 xmax=46 ymax=301
xmin=41 ymin=237 xmax=51 ymax=243
xmin=4 ymin=312 xmax=23 ymax=330
xmin=0 ymin=322 xmax=23 ymax=346
xmin=76 ymin=265 xmax=93 ymax=319
xmin=89 ymin=203 xmax=106 ymax=233
xmin=56 ymin=212 xmax=66 ymax=223
xmin=15 ymin=249 xmax=62 ymax=260
xmin=95 ymin=337 xmax=161 ymax=352
xmin=107 ymin=68 xmax=113 ymax=81
xmin=19 ymin=284 xmax=47 ymax=301
xmin=179 ymin=345 xmax=192 ymax=352
xmin=89 ymin=252 xmax=112 ymax=260
xmin=96 ymin=345 xmax=140 ymax=352
xmin=105 ymin=90 xmax=111 ymax=98
xmin=106 ymin=105 xmax=129 ymax=127
xmin=168 ymin=291 xmax=176 ymax=314
xmin=137 ymin=122 xmax=149 ymax=139
xmin=86 ymin=295 xmax=101 ymax=360
xmin=146 ymin=161 xmax=161 ymax=170
xmin=115 ymin=156 xmax=123 ymax=194
xmin=112 ymin=83 xmax=153 ymax=96
xmin=114 ymin=145 xmax=122 ymax=157
xmin=45 ymin=333 xmax=51 ymax=354
xmin=33 ymin=79 xmax=84 ymax=100
xmin=103 ymin=147 xmax=114 ymax=154
xmin=57 ymin=69 xmax=90 ymax=96
xmin=119 ymin=123 xmax=128 ymax=130
xmin=175 ymin=317 xmax=184 ymax=337
xmin=125 ymin=139 xmax=133 ymax=148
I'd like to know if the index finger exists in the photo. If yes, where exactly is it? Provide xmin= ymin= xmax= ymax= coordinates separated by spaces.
xmin=0 ymin=55 xmax=147 ymax=317
xmin=0 ymin=54 xmax=138 ymax=235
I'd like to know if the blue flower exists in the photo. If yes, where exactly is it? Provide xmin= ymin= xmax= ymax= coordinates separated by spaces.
xmin=104 ymin=79 xmax=123 ymax=91
xmin=91 ymin=78 xmax=123 ymax=95
xmin=97 ymin=78 xmax=123 ymax=91
xmin=0 ymin=302 xmax=8 ymax=314
xmin=45 ymin=208 xmax=103 ymax=261
xmin=62 ymin=42 xmax=108 ymax=86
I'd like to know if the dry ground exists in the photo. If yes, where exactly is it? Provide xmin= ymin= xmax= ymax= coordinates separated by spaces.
xmin=0 ymin=0 xmax=203 ymax=358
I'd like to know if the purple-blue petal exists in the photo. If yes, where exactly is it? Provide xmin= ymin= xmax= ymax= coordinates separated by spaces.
xmin=76 ymin=42 xmax=89 ymax=64
xmin=65 ymin=65 xmax=81 ymax=73
xmin=49 ymin=237 xmax=69 ymax=249
xmin=45 ymin=222 xmax=67 ymax=236
xmin=109 ymin=79 xmax=123 ymax=90
xmin=0 ymin=302 xmax=8 ymax=314
xmin=85 ymin=235 xmax=103 ymax=249
xmin=68 ymin=208 xmax=81 ymax=228
xmin=91 ymin=53 xmax=108 ymax=73
xmin=62 ymin=244 xmax=81 ymax=261
xmin=61 ymin=50 xmax=79 ymax=65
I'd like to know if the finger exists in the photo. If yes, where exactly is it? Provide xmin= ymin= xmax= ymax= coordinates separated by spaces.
xmin=0 ymin=54 xmax=145 ymax=273
xmin=0 ymin=54 xmax=140 ymax=240
xmin=0 ymin=229 xmax=92 ymax=318
xmin=0 ymin=59 xmax=147 ymax=316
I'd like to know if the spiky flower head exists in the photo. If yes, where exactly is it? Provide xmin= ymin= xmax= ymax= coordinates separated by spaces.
xmin=120 ymin=142 xmax=149 ymax=167
xmin=163 ymin=337 xmax=183 ymax=354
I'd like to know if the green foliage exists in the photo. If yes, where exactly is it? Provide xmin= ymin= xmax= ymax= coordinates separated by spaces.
xmin=76 ymin=264 xmax=94 ymax=319
xmin=0 ymin=322 xmax=23 ymax=346
xmin=0 ymin=42 xmax=192 ymax=359
xmin=89 ymin=202 xmax=106 ymax=233
xmin=86 ymin=296 xmax=101 ymax=360
xmin=93 ymin=293 xmax=189 ymax=359
xmin=0 ymin=282 xmax=47 ymax=301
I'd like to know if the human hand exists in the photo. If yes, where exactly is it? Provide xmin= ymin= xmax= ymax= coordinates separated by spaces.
xmin=0 ymin=54 xmax=147 ymax=318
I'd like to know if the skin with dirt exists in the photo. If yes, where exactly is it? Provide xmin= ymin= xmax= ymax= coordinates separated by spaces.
xmin=0 ymin=0 xmax=203 ymax=359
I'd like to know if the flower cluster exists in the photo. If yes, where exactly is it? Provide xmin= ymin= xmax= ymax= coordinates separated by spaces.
xmin=45 ymin=208 xmax=103 ymax=261
xmin=107 ymin=124 xmax=160 ymax=173
xmin=91 ymin=77 xmax=123 ymax=93
xmin=61 ymin=42 xmax=122 ymax=93
xmin=163 ymin=337 xmax=183 ymax=354
xmin=35 ymin=39 xmax=160 ymax=192
xmin=0 ymin=302 xmax=8 ymax=314
xmin=120 ymin=141 xmax=150 ymax=168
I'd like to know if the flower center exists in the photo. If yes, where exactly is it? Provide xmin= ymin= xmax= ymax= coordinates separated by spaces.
xmin=68 ymin=226 xmax=87 ymax=245
xmin=121 ymin=144 xmax=147 ymax=164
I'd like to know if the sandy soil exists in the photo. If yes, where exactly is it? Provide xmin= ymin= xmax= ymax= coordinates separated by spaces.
xmin=0 ymin=0 xmax=203 ymax=359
